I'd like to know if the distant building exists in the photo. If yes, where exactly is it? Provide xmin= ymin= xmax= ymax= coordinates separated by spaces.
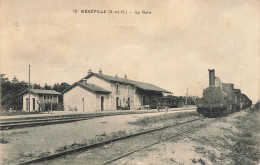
xmin=62 ymin=69 xmax=171 ymax=112
xmin=19 ymin=89 xmax=61 ymax=111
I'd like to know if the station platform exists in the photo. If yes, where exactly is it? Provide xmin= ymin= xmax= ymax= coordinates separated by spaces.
xmin=0 ymin=106 xmax=197 ymax=120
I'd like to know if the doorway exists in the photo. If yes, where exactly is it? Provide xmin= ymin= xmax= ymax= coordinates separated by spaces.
xmin=101 ymin=96 xmax=104 ymax=111
xmin=32 ymin=98 xmax=35 ymax=110
xmin=116 ymin=97 xmax=120 ymax=110
xmin=26 ymin=98 xmax=29 ymax=111
xmin=127 ymin=98 xmax=130 ymax=109
xmin=143 ymin=96 xmax=146 ymax=105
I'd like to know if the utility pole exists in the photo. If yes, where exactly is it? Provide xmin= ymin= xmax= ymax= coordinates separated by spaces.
xmin=28 ymin=65 xmax=31 ymax=113
xmin=186 ymin=88 xmax=188 ymax=109
xmin=240 ymin=68 xmax=243 ymax=108
xmin=82 ymin=98 xmax=84 ymax=112
xmin=0 ymin=74 xmax=4 ymax=110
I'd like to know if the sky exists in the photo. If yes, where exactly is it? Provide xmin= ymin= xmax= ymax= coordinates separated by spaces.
xmin=1 ymin=0 xmax=259 ymax=103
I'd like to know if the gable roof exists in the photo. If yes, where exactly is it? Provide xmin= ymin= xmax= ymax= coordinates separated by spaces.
xmin=62 ymin=82 xmax=111 ymax=94
xmin=83 ymin=73 xmax=172 ymax=93
xmin=18 ymin=89 xmax=61 ymax=96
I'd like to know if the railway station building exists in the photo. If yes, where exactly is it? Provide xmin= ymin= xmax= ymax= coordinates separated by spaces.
xmin=62 ymin=69 xmax=171 ymax=112
xmin=19 ymin=89 xmax=61 ymax=112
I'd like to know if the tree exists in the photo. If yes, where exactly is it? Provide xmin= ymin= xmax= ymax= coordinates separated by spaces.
xmin=33 ymin=83 xmax=42 ymax=89
xmin=53 ymin=82 xmax=70 ymax=93
xmin=1 ymin=74 xmax=70 ymax=110
xmin=11 ymin=76 xmax=19 ymax=84
xmin=44 ymin=83 xmax=52 ymax=90
xmin=1 ymin=76 xmax=28 ymax=110
xmin=52 ymin=82 xmax=70 ymax=103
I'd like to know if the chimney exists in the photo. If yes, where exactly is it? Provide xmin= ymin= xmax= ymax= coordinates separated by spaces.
xmin=88 ymin=69 xmax=92 ymax=75
xmin=82 ymin=78 xmax=87 ymax=85
xmin=124 ymin=74 xmax=127 ymax=80
xmin=115 ymin=74 xmax=118 ymax=78
xmin=208 ymin=69 xmax=215 ymax=87
xmin=99 ymin=68 xmax=102 ymax=75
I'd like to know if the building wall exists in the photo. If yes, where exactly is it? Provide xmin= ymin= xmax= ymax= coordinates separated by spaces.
xmin=83 ymin=75 xmax=164 ymax=110
xmin=23 ymin=93 xmax=39 ymax=111
xmin=87 ymin=76 xmax=111 ymax=91
xmin=110 ymin=83 xmax=136 ymax=110
xmin=63 ymin=86 xmax=95 ymax=112
xmin=87 ymin=75 xmax=154 ymax=110
xmin=86 ymin=75 xmax=146 ymax=110
xmin=134 ymin=93 xmax=142 ymax=109
xmin=23 ymin=93 xmax=59 ymax=112
xmin=95 ymin=94 xmax=110 ymax=111
xmin=38 ymin=95 xmax=58 ymax=104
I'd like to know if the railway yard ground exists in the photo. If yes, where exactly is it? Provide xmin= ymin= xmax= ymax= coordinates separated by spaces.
xmin=1 ymin=107 xmax=260 ymax=165
xmin=0 ymin=107 xmax=196 ymax=164
xmin=112 ymin=109 xmax=260 ymax=165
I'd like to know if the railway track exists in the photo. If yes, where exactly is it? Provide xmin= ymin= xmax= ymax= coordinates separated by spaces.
xmin=0 ymin=108 xmax=196 ymax=130
xmin=0 ymin=116 xmax=94 ymax=130
xmin=102 ymin=118 xmax=215 ymax=165
xmin=17 ymin=116 xmax=208 ymax=165
xmin=0 ymin=112 xmax=151 ymax=130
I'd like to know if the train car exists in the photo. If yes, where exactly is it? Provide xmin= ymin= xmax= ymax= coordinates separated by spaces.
xmin=253 ymin=100 xmax=260 ymax=111
xmin=233 ymin=89 xmax=241 ymax=110
xmin=156 ymin=96 xmax=180 ymax=110
xmin=197 ymin=69 xmax=249 ymax=117
xmin=240 ymin=93 xmax=252 ymax=109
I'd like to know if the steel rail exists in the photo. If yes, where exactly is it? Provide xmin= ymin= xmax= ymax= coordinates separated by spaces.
xmin=17 ymin=117 xmax=203 ymax=165
xmin=0 ymin=116 xmax=94 ymax=125
xmin=0 ymin=112 xmax=151 ymax=130
xmin=0 ymin=117 xmax=94 ymax=130
xmin=102 ymin=119 xmax=215 ymax=165
xmin=1 ymin=109 xmax=196 ymax=130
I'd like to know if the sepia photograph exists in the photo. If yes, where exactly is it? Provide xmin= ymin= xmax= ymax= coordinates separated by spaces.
xmin=0 ymin=0 xmax=259 ymax=164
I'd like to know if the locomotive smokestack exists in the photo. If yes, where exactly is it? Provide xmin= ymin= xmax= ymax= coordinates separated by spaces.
xmin=208 ymin=69 xmax=215 ymax=87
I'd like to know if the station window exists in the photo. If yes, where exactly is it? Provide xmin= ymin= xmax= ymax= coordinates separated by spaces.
xmin=44 ymin=96 xmax=46 ymax=100
xmin=116 ymin=83 xmax=120 ymax=94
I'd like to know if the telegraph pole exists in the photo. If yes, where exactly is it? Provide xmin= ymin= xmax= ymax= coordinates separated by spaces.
xmin=28 ymin=65 xmax=30 ymax=113
xmin=82 ymin=98 xmax=84 ymax=112
xmin=240 ymin=68 xmax=243 ymax=108
xmin=0 ymin=74 xmax=4 ymax=110
xmin=186 ymin=88 xmax=188 ymax=109
xmin=240 ymin=68 xmax=242 ymax=89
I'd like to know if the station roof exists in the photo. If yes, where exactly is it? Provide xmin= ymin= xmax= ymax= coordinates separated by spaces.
xmin=62 ymin=82 xmax=111 ymax=94
xmin=83 ymin=72 xmax=172 ymax=93
xmin=18 ymin=89 xmax=61 ymax=96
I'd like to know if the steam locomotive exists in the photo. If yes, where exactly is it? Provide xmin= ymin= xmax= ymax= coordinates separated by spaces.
xmin=197 ymin=69 xmax=252 ymax=116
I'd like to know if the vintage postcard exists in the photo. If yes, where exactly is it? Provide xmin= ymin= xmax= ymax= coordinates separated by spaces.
xmin=1 ymin=0 xmax=259 ymax=164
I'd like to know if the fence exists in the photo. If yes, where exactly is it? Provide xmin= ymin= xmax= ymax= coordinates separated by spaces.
xmin=39 ymin=103 xmax=64 ymax=112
